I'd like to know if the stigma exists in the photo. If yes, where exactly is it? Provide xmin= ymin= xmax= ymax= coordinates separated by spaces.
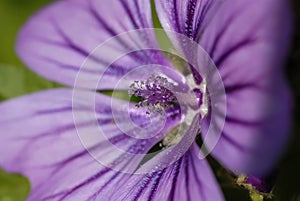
xmin=128 ymin=73 xmax=208 ymax=117
xmin=128 ymin=74 xmax=178 ymax=115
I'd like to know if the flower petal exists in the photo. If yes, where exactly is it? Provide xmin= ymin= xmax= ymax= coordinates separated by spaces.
xmin=0 ymin=89 xmax=180 ymax=200
xmin=203 ymin=81 xmax=292 ymax=177
xmin=199 ymin=0 xmax=293 ymax=176
xmin=156 ymin=0 xmax=293 ymax=176
xmin=107 ymin=144 xmax=224 ymax=201
xmin=154 ymin=0 xmax=222 ymax=41
xmin=201 ymin=0 xmax=292 ymax=76
xmin=17 ymin=0 xmax=167 ymax=89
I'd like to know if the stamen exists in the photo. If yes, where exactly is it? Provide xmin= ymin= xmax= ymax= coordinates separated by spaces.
xmin=128 ymin=75 xmax=177 ymax=114
xmin=128 ymin=73 xmax=209 ymax=148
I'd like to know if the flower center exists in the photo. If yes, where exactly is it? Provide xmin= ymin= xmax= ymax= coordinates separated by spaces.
xmin=128 ymin=74 xmax=208 ymax=118
xmin=128 ymin=74 xmax=178 ymax=115
xmin=128 ymin=73 xmax=209 ymax=148
xmin=128 ymin=74 xmax=208 ymax=117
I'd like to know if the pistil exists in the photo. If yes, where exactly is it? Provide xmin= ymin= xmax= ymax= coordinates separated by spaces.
xmin=128 ymin=74 xmax=178 ymax=115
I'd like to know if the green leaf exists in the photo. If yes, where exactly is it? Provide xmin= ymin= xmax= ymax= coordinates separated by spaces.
xmin=206 ymin=156 xmax=251 ymax=201
xmin=250 ymin=193 xmax=264 ymax=201
xmin=0 ymin=169 xmax=30 ymax=201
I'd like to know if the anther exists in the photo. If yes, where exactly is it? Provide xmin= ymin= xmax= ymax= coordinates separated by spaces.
xmin=128 ymin=74 xmax=178 ymax=114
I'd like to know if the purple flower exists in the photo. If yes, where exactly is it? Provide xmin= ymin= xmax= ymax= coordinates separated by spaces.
xmin=0 ymin=0 xmax=292 ymax=200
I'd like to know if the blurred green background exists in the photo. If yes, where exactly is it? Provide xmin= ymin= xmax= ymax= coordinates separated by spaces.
xmin=0 ymin=1 xmax=58 ymax=200
xmin=0 ymin=0 xmax=299 ymax=201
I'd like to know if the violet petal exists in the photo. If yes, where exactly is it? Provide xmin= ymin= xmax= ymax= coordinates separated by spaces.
xmin=108 ymin=144 xmax=224 ymax=201
xmin=16 ymin=0 xmax=167 ymax=89
xmin=200 ymin=0 xmax=293 ymax=177
xmin=0 ymin=89 xmax=180 ymax=200
xmin=156 ymin=0 xmax=293 ymax=176
xmin=154 ymin=0 xmax=222 ymax=41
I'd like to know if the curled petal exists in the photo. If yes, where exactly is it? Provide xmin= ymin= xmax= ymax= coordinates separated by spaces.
xmin=155 ymin=0 xmax=222 ymax=41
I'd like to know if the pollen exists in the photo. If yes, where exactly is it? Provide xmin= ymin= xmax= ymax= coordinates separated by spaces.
xmin=128 ymin=74 xmax=178 ymax=114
